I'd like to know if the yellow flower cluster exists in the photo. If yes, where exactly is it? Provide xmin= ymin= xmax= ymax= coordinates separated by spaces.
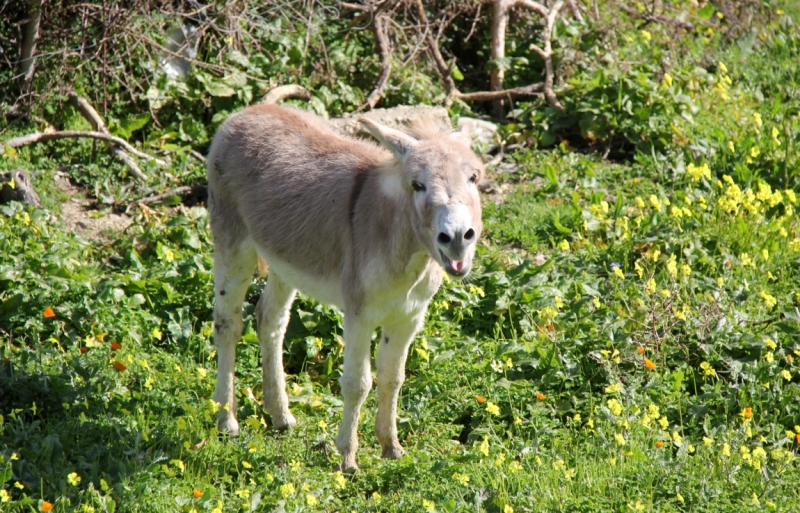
xmin=687 ymin=162 xmax=711 ymax=182
xmin=717 ymin=176 xmax=793 ymax=217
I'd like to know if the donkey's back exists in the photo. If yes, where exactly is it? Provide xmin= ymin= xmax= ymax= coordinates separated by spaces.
xmin=207 ymin=105 xmax=386 ymax=299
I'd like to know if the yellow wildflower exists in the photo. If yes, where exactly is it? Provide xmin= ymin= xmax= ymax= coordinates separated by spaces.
xmin=635 ymin=196 xmax=645 ymax=208
xmin=335 ymin=472 xmax=346 ymax=489
xmin=662 ymin=73 xmax=673 ymax=87
xmin=423 ymin=499 xmax=436 ymax=511
xmin=648 ymin=195 xmax=662 ymax=210
xmin=759 ymin=290 xmax=777 ymax=309
xmin=782 ymin=370 xmax=792 ymax=380
xmin=615 ymin=433 xmax=626 ymax=446
xmin=68 ymin=472 xmax=81 ymax=486
xmin=558 ymin=240 xmax=570 ymax=251
xmin=486 ymin=402 xmax=500 ymax=416
xmin=478 ymin=437 xmax=489 ymax=456
xmin=607 ymin=398 xmax=623 ymax=416
xmin=605 ymin=383 xmax=622 ymax=394
xmin=452 ymin=472 xmax=470 ymax=485
xmin=722 ymin=443 xmax=731 ymax=457
xmin=640 ymin=30 xmax=651 ymax=40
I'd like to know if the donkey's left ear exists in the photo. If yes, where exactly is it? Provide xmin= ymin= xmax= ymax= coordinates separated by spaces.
xmin=449 ymin=127 xmax=473 ymax=147
xmin=359 ymin=118 xmax=418 ymax=158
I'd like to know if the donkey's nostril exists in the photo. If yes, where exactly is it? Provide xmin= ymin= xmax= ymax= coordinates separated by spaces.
xmin=437 ymin=232 xmax=452 ymax=245
xmin=464 ymin=228 xmax=475 ymax=241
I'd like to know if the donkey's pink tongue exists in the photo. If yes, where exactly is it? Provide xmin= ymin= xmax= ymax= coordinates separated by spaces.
xmin=451 ymin=259 xmax=465 ymax=272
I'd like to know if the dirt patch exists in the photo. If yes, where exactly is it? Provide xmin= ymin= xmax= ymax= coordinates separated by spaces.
xmin=54 ymin=172 xmax=131 ymax=241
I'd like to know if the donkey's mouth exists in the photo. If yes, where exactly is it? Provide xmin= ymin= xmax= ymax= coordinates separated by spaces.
xmin=439 ymin=250 xmax=470 ymax=277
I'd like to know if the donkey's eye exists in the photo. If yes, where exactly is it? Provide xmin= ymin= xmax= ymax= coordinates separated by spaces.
xmin=411 ymin=180 xmax=426 ymax=192
xmin=469 ymin=173 xmax=478 ymax=184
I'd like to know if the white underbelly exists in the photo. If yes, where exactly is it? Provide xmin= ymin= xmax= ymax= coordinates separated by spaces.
xmin=257 ymin=249 xmax=344 ymax=308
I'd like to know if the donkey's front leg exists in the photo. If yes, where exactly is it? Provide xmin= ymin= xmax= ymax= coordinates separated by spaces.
xmin=376 ymin=316 xmax=424 ymax=459
xmin=336 ymin=316 xmax=374 ymax=472
xmin=256 ymin=272 xmax=297 ymax=430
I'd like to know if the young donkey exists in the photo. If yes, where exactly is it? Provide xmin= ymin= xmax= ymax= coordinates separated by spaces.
xmin=207 ymin=104 xmax=483 ymax=471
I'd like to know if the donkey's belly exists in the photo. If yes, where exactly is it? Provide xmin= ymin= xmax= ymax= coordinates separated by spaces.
xmin=257 ymin=249 xmax=344 ymax=309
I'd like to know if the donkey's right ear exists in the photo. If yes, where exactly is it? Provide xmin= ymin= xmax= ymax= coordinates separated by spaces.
xmin=359 ymin=118 xmax=418 ymax=158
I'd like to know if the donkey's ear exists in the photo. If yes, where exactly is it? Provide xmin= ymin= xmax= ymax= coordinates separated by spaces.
xmin=449 ymin=127 xmax=473 ymax=147
xmin=359 ymin=118 xmax=418 ymax=158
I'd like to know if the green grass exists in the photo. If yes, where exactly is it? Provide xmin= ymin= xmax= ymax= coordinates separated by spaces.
xmin=3 ymin=142 xmax=800 ymax=511
xmin=3 ymin=2 xmax=800 ymax=512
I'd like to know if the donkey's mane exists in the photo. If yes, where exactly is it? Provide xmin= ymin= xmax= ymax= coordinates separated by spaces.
xmin=403 ymin=116 xmax=453 ymax=140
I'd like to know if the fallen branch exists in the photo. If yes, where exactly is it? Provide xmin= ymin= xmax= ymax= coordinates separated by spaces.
xmin=131 ymin=185 xmax=198 ymax=205
xmin=3 ymin=131 xmax=167 ymax=167
xmin=359 ymin=15 xmax=393 ymax=111
xmin=68 ymin=92 xmax=148 ymax=181
xmin=454 ymin=82 xmax=543 ymax=102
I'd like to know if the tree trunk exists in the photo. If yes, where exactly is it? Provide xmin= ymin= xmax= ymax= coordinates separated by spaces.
xmin=490 ymin=0 xmax=510 ymax=119
xmin=19 ymin=0 xmax=44 ymax=96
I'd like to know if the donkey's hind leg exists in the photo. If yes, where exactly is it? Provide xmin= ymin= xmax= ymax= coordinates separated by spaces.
xmin=212 ymin=239 xmax=257 ymax=435
xmin=256 ymin=272 xmax=297 ymax=430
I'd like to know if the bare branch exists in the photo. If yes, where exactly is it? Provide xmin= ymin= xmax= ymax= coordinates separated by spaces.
xmin=359 ymin=16 xmax=393 ymax=111
xmin=414 ymin=0 xmax=458 ymax=104
xmin=512 ymin=0 xmax=549 ymax=18
xmin=68 ymin=92 xmax=148 ymax=181
xmin=455 ymin=82 xmax=543 ymax=102
xmin=3 ymin=131 xmax=167 ymax=168
xmin=259 ymin=84 xmax=314 ymax=105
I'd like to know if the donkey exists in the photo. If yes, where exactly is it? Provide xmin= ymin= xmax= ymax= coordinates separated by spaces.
xmin=206 ymin=104 xmax=483 ymax=471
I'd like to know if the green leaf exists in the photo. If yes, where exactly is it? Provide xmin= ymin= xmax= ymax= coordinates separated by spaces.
xmin=0 ymin=465 xmax=11 ymax=485
xmin=3 ymin=144 xmax=17 ymax=158
xmin=451 ymin=66 xmax=464 ymax=81
xmin=553 ymin=212 xmax=572 ymax=234
xmin=120 ymin=114 xmax=150 ymax=136
xmin=698 ymin=3 xmax=715 ymax=20
xmin=204 ymin=81 xmax=236 ymax=97
xmin=225 ymin=50 xmax=250 ymax=68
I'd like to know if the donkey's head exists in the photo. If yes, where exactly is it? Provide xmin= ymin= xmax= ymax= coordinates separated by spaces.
xmin=360 ymin=117 xmax=483 ymax=278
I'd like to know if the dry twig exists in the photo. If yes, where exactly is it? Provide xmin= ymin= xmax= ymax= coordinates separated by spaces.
xmin=3 ymin=131 xmax=167 ymax=168
xmin=68 ymin=92 xmax=148 ymax=181
xmin=359 ymin=15 xmax=393 ymax=111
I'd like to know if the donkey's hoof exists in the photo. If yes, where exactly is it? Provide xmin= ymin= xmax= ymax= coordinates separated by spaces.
xmin=217 ymin=416 xmax=240 ymax=436
xmin=273 ymin=412 xmax=297 ymax=432
xmin=338 ymin=459 xmax=359 ymax=474
xmin=381 ymin=444 xmax=404 ymax=460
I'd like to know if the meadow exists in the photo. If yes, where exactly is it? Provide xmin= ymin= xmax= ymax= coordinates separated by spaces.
xmin=2 ymin=1 xmax=800 ymax=512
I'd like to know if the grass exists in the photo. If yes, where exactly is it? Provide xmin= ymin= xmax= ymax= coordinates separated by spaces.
xmin=3 ymin=3 xmax=800 ymax=512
